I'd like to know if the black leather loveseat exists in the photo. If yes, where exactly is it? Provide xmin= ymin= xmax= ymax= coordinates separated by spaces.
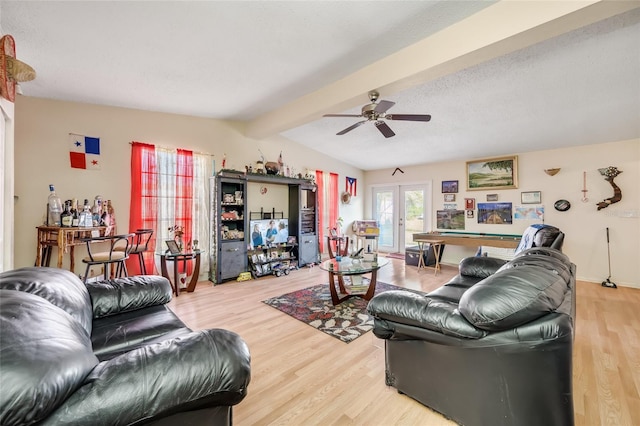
xmin=368 ymin=247 xmax=576 ymax=426
xmin=0 ymin=267 xmax=251 ymax=426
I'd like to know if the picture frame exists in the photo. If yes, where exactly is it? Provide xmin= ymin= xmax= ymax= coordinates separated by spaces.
xmin=486 ymin=194 xmax=499 ymax=202
xmin=444 ymin=194 xmax=455 ymax=202
xmin=165 ymin=240 xmax=181 ymax=254
xmin=436 ymin=210 xmax=466 ymax=230
xmin=465 ymin=198 xmax=475 ymax=210
xmin=466 ymin=210 xmax=475 ymax=219
xmin=467 ymin=155 xmax=518 ymax=191
xmin=477 ymin=203 xmax=513 ymax=224
xmin=442 ymin=180 xmax=459 ymax=193
xmin=521 ymin=191 xmax=542 ymax=204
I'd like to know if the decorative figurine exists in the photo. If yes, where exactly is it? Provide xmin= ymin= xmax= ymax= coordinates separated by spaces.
xmin=596 ymin=166 xmax=622 ymax=211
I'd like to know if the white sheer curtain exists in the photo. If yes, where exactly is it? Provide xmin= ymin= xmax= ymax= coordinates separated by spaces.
xmin=191 ymin=153 xmax=211 ymax=278
xmin=153 ymin=148 xmax=211 ymax=279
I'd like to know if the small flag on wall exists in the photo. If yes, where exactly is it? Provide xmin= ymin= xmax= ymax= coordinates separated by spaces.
xmin=346 ymin=176 xmax=357 ymax=197
xmin=69 ymin=133 xmax=101 ymax=170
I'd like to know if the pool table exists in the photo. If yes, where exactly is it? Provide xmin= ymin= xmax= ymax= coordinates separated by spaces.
xmin=413 ymin=231 xmax=521 ymax=249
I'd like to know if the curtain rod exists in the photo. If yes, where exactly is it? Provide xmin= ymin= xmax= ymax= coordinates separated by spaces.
xmin=129 ymin=141 xmax=214 ymax=157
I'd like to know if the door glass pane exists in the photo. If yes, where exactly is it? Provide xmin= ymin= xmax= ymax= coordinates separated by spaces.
xmin=403 ymin=189 xmax=424 ymax=249
xmin=375 ymin=190 xmax=394 ymax=248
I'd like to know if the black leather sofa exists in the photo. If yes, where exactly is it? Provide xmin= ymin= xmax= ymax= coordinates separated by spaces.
xmin=0 ymin=267 xmax=251 ymax=426
xmin=368 ymin=247 xmax=575 ymax=426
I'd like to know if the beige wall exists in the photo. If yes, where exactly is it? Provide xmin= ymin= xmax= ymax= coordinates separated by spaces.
xmin=13 ymin=96 xmax=363 ymax=273
xmin=365 ymin=139 xmax=640 ymax=288
xmin=12 ymin=96 xmax=639 ymax=288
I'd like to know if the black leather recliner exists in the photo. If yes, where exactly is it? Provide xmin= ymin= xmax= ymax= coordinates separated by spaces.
xmin=0 ymin=267 xmax=251 ymax=426
xmin=368 ymin=247 xmax=575 ymax=426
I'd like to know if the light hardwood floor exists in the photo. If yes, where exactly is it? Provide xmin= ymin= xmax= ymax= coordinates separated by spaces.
xmin=168 ymin=258 xmax=640 ymax=425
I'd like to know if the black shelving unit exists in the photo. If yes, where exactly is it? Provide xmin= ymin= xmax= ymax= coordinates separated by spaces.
xmin=248 ymin=244 xmax=298 ymax=278
xmin=215 ymin=176 xmax=247 ymax=282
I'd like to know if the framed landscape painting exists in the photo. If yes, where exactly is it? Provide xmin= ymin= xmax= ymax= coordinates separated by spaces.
xmin=467 ymin=155 xmax=518 ymax=191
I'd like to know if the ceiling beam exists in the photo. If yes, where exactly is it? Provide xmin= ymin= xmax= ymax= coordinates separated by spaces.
xmin=245 ymin=0 xmax=638 ymax=139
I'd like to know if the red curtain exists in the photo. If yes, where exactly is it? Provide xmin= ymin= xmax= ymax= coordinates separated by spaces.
xmin=128 ymin=142 xmax=158 ymax=275
xmin=176 ymin=149 xmax=194 ymax=274
xmin=329 ymin=172 xmax=339 ymax=234
xmin=315 ymin=171 xmax=339 ymax=253
xmin=316 ymin=170 xmax=325 ymax=252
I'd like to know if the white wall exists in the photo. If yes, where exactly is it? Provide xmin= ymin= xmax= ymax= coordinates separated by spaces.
xmin=13 ymin=96 xmax=363 ymax=273
xmin=365 ymin=139 xmax=640 ymax=288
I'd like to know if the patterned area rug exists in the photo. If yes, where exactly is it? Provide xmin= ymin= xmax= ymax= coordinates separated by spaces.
xmin=262 ymin=282 xmax=410 ymax=343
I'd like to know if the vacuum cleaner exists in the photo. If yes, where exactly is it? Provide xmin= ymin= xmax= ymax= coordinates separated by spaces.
xmin=601 ymin=227 xmax=617 ymax=288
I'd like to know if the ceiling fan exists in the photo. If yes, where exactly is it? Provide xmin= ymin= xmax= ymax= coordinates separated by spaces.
xmin=323 ymin=91 xmax=431 ymax=138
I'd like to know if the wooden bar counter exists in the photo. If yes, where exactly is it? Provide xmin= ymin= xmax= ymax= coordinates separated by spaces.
xmin=36 ymin=226 xmax=106 ymax=271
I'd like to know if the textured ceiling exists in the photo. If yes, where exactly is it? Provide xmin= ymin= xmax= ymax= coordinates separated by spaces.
xmin=2 ymin=1 xmax=639 ymax=171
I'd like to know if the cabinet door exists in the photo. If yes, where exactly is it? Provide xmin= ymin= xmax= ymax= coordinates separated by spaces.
xmin=219 ymin=241 xmax=247 ymax=281
xmin=298 ymin=234 xmax=318 ymax=266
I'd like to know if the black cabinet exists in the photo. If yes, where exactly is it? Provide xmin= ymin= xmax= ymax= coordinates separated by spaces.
xmin=215 ymin=177 xmax=247 ymax=282
xmin=289 ymin=183 xmax=318 ymax=267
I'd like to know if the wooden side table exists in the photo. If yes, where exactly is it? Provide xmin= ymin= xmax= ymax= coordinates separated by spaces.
xmin=159 ymin=250 xmax=202 ymax=296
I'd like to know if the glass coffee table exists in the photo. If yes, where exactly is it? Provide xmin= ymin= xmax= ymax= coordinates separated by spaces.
xmin=319 ymin=256 xmax=389 ymax=305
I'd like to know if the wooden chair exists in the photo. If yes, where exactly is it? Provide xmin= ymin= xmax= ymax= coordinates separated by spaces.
xmin=81 ymin=233 xmax=134 ymax=283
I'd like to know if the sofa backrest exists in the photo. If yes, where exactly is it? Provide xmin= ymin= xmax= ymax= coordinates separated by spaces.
xmin=458 ymin=248 xmax=574 ymax=332
xmin=0 ymin=267 xmax=93 ymax=334
xmin=0 ymin=290 xmax=98 ymax=426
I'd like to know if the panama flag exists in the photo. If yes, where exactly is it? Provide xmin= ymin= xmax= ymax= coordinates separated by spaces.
xmin=69 ymin=133 xmax=101 ymax=170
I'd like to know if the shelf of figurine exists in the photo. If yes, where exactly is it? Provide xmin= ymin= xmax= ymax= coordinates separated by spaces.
xmin=248 ymin=243 xmax=298 ymax=278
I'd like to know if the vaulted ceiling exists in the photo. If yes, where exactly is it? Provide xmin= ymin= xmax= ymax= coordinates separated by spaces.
xmin=2 ymin=1 xmax=639 ymax=170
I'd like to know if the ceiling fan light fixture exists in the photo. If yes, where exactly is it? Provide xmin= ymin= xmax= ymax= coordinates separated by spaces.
xmin=323 ymin=91 xmax=431 ymax=138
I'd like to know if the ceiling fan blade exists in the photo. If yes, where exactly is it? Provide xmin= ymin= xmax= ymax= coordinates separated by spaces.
xmin=374 ymin=100 xmax=395 ymax=114
xmin=385 ymin=114 xmax=431 ymax=122
xmin=323 ymin=114 xmax=363 ymax=118
xmin=375 ymin=121 xmax=395 ymax=138
xmin=337 ymin=120 xmax=367 ymax=135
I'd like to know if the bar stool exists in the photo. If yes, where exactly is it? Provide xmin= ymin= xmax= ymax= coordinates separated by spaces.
xmin=81 ymin=233 xmax=134 ymax=283
xmin=327 ymin=236 xmax=349 ymax=259
xmin=115 ymin=229 xmax=154 ymax=274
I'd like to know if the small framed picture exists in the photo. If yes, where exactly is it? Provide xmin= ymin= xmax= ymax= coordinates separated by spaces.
xmin=486 ymin=194 xmax=499 ymax=202
xmin=444 ymin=194 xmax=455 ymax=202
xmin=165 ymin=240 xmax=181 ymax=254
xmin=465 ymin=198 xmax=476 ymax=210
xmin=521 ymin=191 xmax=542 ymax=204
xmin=287 ymin=236 xmax=297 ymax=245
xmin=466 ymin=210 xmax=475 ymax=219
xmin=442 ymin=180 xmax=459 ymax=193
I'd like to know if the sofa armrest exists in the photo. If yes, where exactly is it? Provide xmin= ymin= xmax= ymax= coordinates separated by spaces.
xmin=458 ymin=256 xmax=508 ymax=278
xmin=85 ymin=275 xmax=172 ymax=318
xmin=42 ymin=329 xmax=251 ymax=425
xmin=367 ymin=290 xmax=486 ymax=339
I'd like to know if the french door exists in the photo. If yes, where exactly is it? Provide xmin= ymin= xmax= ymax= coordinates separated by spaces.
xmin=372 ymin=183 xmax=431 ymax=253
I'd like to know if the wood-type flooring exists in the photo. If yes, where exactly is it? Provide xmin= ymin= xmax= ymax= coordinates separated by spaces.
xmin=168 ymin=257 xmax=640 ymax=425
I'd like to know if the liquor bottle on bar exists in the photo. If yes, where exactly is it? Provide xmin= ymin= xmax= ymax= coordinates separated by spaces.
xmin=60 ymin=200 xmax=73 ymax=227
xmin=79 ymin=199 xmax=92 ymax=227
xmin=71 ymin=198 xmax=80 ymax=227
xmin=47 ymin=185 xmax=62 ymax=226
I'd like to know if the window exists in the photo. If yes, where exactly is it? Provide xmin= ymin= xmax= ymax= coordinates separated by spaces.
xmin=130 ymin=142 xmax=211 ymax=277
